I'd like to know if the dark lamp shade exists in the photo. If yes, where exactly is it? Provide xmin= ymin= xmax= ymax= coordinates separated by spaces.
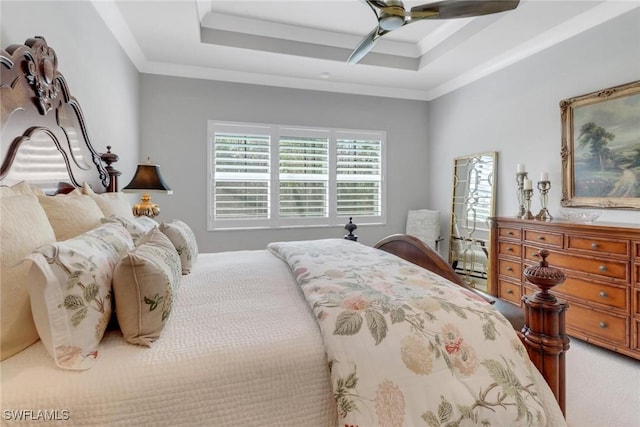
xmin=122 ymin=164 xmax=172 ymax=194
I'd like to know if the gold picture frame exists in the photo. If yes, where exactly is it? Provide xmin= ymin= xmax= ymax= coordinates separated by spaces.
xmin=560 ymin=80 xmax=640 ymax=209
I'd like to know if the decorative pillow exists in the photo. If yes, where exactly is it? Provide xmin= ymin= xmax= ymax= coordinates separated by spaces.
xmin=37 ymin=193 xmax=105 ymax=241
xmin=102 ymin=215 xmax=156 ymax=245
xmin=82 ymin=182 xmax=134 ymax=219
xmin=0 ymin=195 xmax=56 ymax=361
xmin=24 ymin=223 xmax=134 ymax=370
xmin=159 ymin=219 xmax=198 ymax=274
xmin=113 ymin=228 xmax=182 ymax=346
xmin=135 ymin=215 xmax=159 ymax=230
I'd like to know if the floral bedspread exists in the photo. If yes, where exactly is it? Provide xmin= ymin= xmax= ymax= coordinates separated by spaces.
xmin=268 ymin=239 xmax=563 ymax=427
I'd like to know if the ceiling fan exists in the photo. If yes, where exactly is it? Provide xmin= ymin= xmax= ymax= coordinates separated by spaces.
xmin=347 ymin=0 xmax=520 ymax=64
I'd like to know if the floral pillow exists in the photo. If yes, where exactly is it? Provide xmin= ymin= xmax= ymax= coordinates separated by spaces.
xmin=24 ymin=223 xmax=134 ymax=370
xmin=135 ymin=215 xmax=159 ymax=230
xmin=113 ymin=228 xmax=182 ymax=346
xmin=159 ymin=219 xmax=198 ymax=274
xmin=101 ymin=215 xmax=157 ymax=245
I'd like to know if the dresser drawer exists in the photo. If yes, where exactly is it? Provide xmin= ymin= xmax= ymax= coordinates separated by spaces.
xmin=498 ymin=241 xmax=521 ymax=258
xmin=498 ymin=226 xmax=521 ymax=240
xmin=634 ymin=288 xmax=640 ymax=317
xmin=498 ymin=280 xmax=521 ymax=305
xmin=523 ymin=229 xmax=563 ymax=248
xmin=634 ymin=242 xmax=640 ymax=261
xmin=524 ymin=246 xmax=629 ymax=282
xmin=523 ymin=285 xmax=536 ymax=297
xmin=634 ymin=319 xmax=640 ymax=351
xmin=498 ymin=258 xmax=521 ymax=280
xmin=554 ymin=276 xmax=628 ymax=311
xmin=567 ymin=235 xmax=629 ymax=257
xmin=567 ymin=304 xmax=629 ymax=346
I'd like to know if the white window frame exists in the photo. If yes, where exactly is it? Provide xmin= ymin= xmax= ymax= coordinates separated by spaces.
xmin=208 ymin=120 xmax=387 ymax=230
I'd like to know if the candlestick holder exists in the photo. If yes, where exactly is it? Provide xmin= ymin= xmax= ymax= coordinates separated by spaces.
xmin=536 ymin=180 xmax=552 ymax=221
xmin=515 ymin=172 xmax=528 ymax=217
xmin=521 ymin=188 xmax=535 ymax=219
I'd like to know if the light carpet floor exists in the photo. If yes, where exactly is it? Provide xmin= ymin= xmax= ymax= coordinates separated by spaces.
xmin=565 ymin=338 xmax=640 ymax=427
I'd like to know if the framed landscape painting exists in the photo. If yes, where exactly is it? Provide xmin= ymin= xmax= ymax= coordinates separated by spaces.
xmin=561 ymin=80 xmax=640 ymax=209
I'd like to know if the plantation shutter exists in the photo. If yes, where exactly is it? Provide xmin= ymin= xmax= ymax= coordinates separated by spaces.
xmin=212 ymin=124 xmax=271 ymax=222
xmin=278 ymin=129 xmax=329 ymax=218
xmin=209 ymin=121 xmax=385 ymax=230
xmin=336 ymin=132 xmax=383 ymax=217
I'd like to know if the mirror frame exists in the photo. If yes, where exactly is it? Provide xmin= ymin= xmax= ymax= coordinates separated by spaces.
xmin=448 ymin=151 xmax=498 ymax=292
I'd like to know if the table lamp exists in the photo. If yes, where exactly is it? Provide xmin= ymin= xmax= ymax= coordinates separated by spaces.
xmin=122 ymin=158 xmax=172 ymax=218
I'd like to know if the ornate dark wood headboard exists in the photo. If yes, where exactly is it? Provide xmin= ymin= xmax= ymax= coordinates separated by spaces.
xmin=1 ymin=37 xmax=109 ymax=192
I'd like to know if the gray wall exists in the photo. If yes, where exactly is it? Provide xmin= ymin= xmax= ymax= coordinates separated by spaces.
xmin=0 ymin=1 xmax=140 ymax=189
xmin=139 ymin=76 xmax=430 ymax=252
xmin=2 ymin=2 xmax=638 ymax=256
xmin=429 ymin=8 xmax=640 ymax=257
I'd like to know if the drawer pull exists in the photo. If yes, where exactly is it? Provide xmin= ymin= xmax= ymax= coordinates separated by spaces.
xmin=507 ymin=231 xmax=514 ymax=236
xmin=599 ymin=291 xmax=608 ymax=298
xmin=506 ymin=247 xmax=513 ymax=252
xmin=506 ymin=289 xmax=514 ymax=294
xmin=599 ymin=321 xmax=607 ymax=329
xmin=506 ymin=266 xmax=513 ymax=272
xmin=591 ymin=243 xmax=598 ymax=249
xmin=532 ymin=252 xmax=540 ymax=257
xmin=599 ymin=265 xmax=607 ymax=272
xmin=537 ymin=236 xmax=545 ymax=241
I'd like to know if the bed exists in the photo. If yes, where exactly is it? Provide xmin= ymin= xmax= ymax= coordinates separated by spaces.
xmin=1 ymin=37 xmax=569 ymax=426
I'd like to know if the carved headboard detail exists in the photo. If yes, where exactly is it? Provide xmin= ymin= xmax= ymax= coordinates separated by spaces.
xmin=1 ymin=36 xmax=108 ymax=191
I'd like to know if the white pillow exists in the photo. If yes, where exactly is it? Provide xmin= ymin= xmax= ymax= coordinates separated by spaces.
xmin=38 ymin=193 xmax=105 ymax=241
xmin=135 ymin=216 xmax=159 ymax=230
xmin=0 ymin=195 xmax=56 ymax=361
xmin=82 ymin=182 xmax=134 ymax=220
xmin=0 ymin=181 xmax=46 ymax=197
xmin=102 ymin=215 xmax=157 ymax=245
xmin=160 ymin=220 xmax=198 ymax=274
xmin=25 ymin=223 xmax=134 ymax=370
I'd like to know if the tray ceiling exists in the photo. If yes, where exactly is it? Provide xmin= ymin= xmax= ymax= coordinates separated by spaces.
xmin=92 ymin=0 xmax=639 ymax=100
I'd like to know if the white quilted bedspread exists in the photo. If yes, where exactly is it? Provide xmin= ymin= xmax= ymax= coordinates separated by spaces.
xmin=1 ymin=251 xmax=336 ymax=426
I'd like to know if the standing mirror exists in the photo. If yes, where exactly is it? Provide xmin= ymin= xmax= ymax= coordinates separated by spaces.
xmin=448 ymin=152 xmax=497 ymax=293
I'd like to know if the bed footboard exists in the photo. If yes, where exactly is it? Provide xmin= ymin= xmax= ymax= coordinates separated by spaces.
xmin=374 ymin=234 xmax=568 ymax=415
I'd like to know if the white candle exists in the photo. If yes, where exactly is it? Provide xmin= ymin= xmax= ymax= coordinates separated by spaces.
xmin=523 ymin=178 xmax=532 ymax=190
xmin=540 ymin=171 xmax=549 ymax=181
xmin=517 ymin=163 xmax=526 ymax=173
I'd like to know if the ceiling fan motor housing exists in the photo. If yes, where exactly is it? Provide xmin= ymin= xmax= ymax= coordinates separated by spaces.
xmin=379 ymin=0 xmax=406 ymax=30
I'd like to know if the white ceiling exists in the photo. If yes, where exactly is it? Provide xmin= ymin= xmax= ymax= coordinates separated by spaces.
xmin=91 ymin=0 xmax=640 ymax=100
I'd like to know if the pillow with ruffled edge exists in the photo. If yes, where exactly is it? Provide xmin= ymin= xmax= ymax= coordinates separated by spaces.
xmin=0 ymin=194 xmax=56 ymax=361
xmin=82 ymin=182 xmax=134 ymax=220
xmin=101 ymin=215 xmax=156 ymax=245
xmin=159 ymin=219 xmax=198 ymax=274
xmin=37 ymin=192 xmax=104 ymax=241
xmin=113 ymin=227 xmax=181 ymax=346
xmin=24 ymin=223 xmax=134 ymax=370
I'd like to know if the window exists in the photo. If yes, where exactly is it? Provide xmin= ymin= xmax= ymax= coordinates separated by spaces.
xmin=208 ymin=121 xmax=386 ymax=230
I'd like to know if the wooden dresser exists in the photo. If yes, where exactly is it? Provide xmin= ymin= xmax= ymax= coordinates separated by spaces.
xmin=490 ymin=217 xmax=640 ymax=360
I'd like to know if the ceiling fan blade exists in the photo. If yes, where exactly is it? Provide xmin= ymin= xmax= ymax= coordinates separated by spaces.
xmin=410 ymin=0 xmax=519 ymax=20
xmin=347 ymin=27 xmax=384 ymax=64
xmin=365 ymin=0 xmax=389 ymax=9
